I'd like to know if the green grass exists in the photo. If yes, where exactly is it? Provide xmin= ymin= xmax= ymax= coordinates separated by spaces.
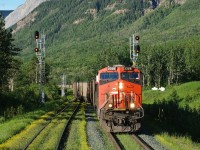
xmin=116 ymin=134 xmax=141 ymax=150
xmin=142 ymin=81 xmax=200 ymax=150
xmin=0 ymin=99 xmax=70 ymax=148
xmin=65 ymin=103 xmax=89 ymax=150
xmin=0 ymin=110 xmax=44 ymax=144
xmin=0 ymin=102 xmax=78 ymax=149
xmin=155 ymin=132 xmax=200 ymax=150
xmin=143 ymin=81 xmax=200 ymax=109
xmin=0 ymin=112 xmax=52 ymax=149
xmin=28 ymin=105 xmax=76 ymax=150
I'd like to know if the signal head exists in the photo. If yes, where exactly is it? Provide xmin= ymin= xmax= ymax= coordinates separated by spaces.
xmin=135 ymin=45 xmax=140 ymax=53
xmin=35 ymin=31 xmax=39 ymax=39
xmin=34 ymin=47 xmax=39 ymax=52
xmin=135 ymin=35 xmax=140 ymax=41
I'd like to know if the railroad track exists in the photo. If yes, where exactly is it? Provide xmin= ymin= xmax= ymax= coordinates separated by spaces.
xmin=107 ymin=132 xmax=123 ymax=150
xmin=131 ymin=133 xmax=154 ymax=150
xmin=107 ymin=132 xmax=155 ymax=150
xmin=22 ymin=102 xmax=80 ymax=150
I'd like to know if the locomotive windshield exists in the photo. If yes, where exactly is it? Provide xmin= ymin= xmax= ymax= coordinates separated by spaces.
xmin=121 ymin=72 xmax=139 ymax=79
xmin=100 ymin=72 xmax=118 ymax=80
xmin=121 ymin=72 xmax=141 ymax=84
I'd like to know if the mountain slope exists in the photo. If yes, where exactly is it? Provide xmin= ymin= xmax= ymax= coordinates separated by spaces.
xmin=12 ymin=0 xmax=200 ymax=83
xmin=5 ymin=0 xmax=47 ymax=29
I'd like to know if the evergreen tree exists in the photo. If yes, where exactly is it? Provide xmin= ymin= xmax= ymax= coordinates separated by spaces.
xmin=0 ymin=15 xmax=21 ymax=92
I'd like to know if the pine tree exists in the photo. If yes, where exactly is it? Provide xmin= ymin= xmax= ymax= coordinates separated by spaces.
xmin=0 ymin=15 xmax=21 ymax=92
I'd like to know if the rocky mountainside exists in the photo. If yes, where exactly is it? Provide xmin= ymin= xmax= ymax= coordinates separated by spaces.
xmin=5 ymin=0 xmax=186 ymax=29
xmin=5 ymin=0 xmax=47 ymax=29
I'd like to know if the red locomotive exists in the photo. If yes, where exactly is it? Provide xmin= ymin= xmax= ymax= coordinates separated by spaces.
xmin=74 ymin=35 xmax=143 ymax=132
xmin=95 ymin=65 xmax=144 ymax=132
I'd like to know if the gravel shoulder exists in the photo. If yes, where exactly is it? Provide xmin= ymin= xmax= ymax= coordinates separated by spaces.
xmin=85 ymin=105 xmax=115 ymax=150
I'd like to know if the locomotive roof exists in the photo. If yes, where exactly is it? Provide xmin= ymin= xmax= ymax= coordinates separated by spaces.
xmin=98 ymin=65 xmax=141 ymax=73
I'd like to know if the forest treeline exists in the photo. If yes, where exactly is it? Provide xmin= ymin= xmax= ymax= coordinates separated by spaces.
xmin=139 ymin=39 xmax=200 ymax=87
xmin=0 ymin=15 xmax=60 ymax=118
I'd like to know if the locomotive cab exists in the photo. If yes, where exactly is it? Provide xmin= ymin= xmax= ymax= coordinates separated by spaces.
xmin=97 ymin=65 xmax=144 ymax=132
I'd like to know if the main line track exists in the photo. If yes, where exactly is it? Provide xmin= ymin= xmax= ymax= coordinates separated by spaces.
xmin=131 ymin=133 xmax=154 ymax=150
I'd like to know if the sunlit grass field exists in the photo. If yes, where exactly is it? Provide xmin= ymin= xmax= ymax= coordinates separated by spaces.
xmin=142 ymin=81 xmax=200 ymax=150
xmin=143 ymin=81 xmax=200 ymax=109
xmin=155 ymin=133 xmax=200 ymax=150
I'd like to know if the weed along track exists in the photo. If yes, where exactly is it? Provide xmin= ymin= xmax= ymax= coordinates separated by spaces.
xmin=23 ymin=102 xmax=80 ymax=150
xmin=0 ymin=101 xmax=80 ymax=150
xmin=107 ymin=133 xmax=123 ymax=150
xmin=56 ymin=103 xmax=80 ymax=149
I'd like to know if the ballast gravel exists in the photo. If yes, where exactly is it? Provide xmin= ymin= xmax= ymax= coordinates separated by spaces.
xmin=138 ymin=128 xmax=168 ymax=150
xmin=85 ymin=106 xmax=107 ymax=150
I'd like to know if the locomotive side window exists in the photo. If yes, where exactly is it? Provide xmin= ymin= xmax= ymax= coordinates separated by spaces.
xmin=121 ymin=72 xmax=139 ymax=79
xmin=130 ymin=73 xmax=139 ymax=79
xmin=121 ymin=72 xmax=141 ymax=84
xmin=100 ymin=72 xmax=118 ymax=80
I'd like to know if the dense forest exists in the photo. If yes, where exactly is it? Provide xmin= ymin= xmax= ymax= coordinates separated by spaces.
xmin=10 ymin=0 xmax=199 ymax=87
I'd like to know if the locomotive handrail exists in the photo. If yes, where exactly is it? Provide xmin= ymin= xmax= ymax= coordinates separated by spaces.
xmin=98 ymin=94 xmax=110 ymax=118
xmin=137 ymin=103 xmax=144 ymax=118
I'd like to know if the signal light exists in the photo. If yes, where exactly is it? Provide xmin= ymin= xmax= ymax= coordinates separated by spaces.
xmin=135 ymin=45 xmax=140 ymax=53
xmin=35 ymin=31 xmax=39 ymax=39
xmin=34 ymin=47 xmax=39 ymax=52
xmin=135 ymin=35 xmax=139 ymax=41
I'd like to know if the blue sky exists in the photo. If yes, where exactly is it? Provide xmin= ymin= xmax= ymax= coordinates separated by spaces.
xmin=0 ymin=0 xmax=26 ymax=10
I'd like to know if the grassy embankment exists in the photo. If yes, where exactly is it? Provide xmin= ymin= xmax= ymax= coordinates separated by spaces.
xmin=0 ymin=99 xmax=73 ymax=149
xmin=142 ymin=81 xmax=200 ymax=150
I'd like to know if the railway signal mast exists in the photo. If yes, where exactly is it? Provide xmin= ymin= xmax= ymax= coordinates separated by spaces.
xmin=130 ymin=34 xmax=140 ymax=67
xmin=34 ymin=31 xmax=46 ymax=103
xmin=61 ymin=74 xmax=66 ymax=97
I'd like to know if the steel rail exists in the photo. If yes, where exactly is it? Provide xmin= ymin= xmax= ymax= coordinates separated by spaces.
xmin=132 ymin=134 xmax=154 ymax=150
xmin=22 ymin=102 xmax=75 ymax=150
xmin=56 ymin=103 xmax=80 ymax=150
xmin=107 ymin=132 xmax=122 ymax=150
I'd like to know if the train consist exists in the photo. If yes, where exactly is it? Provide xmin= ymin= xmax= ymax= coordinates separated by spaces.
xmin=73 ymin=65 xmax=144 ymax=132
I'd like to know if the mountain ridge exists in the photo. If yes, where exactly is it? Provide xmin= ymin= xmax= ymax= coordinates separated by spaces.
xmin=5 ymin=0 xmax=47 ymax=29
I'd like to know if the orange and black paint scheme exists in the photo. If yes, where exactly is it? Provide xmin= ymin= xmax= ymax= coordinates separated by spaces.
xmin=96 ymin=65 xmax=144 ymax=132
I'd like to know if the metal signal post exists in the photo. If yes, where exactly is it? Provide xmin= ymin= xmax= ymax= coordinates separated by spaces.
xmin=130 ymin=34 xmax=140 ymax=67
xmin=34 ymin=31 xmax=46 ymax=103
xmin=61 ymin=74 xmax=66 ymax=97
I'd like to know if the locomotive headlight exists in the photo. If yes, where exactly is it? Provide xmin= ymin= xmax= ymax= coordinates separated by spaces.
xmin=108 ymin=103 xmax=113 ymax=108
xmin=130 ymin=103 xmax=135 ymax=109
xmin=119 ymin=82 xmax=123 ymax=90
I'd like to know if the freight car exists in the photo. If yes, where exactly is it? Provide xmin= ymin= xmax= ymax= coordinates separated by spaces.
xmin=72 ymin=82 xmax=88 ymax=101
xmin=73 ymin=64 xmax=144 ymax=132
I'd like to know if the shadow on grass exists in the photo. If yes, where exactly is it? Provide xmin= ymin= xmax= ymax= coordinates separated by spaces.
xmin=141 ymin=101 xmax=200 ymax=142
